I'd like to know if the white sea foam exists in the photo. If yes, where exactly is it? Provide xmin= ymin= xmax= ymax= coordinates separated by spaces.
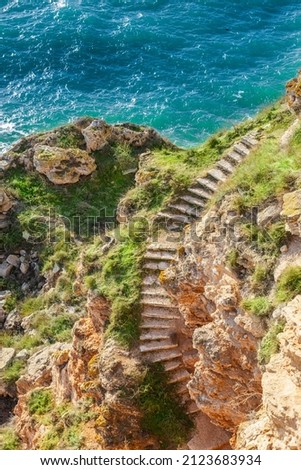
xmin=0 ymin=122 xmax=15 ymax=133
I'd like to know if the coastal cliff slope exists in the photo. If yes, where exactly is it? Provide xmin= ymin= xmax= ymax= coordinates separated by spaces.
xmin=1 ymin=76 xmax=301 ymax=450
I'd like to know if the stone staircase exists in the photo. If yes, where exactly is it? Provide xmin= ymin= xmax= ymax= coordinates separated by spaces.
xmin=139 ymin=131 xmax=260 ymax=415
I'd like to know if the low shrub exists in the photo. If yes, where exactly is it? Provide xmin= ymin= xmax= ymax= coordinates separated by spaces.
xmin=1 ymin=360 xmax=24 ymax=385
xmin=20 ymin=296 xmax=45 ymax=317
xmin=258 ymin=321 xmax=285 ymax=364
xmin=276 ymin=266 xmax=301 ymax=303
xmin=38 ymin=314 xmax=75 ymax=343
xmin=241 ymin=296 xmax=272 ymax=317
xmin=226 ymin=249 xmax=239 ymax=269
xmin=251 ymin=264 xmax=270 ymax=291
xmin=28 ymin=389 xmax=53 ymax=416
xmin=0 ymin=429 xmax=21 ymax=450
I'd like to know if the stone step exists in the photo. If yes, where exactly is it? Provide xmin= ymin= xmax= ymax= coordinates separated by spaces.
xmin=225 ymin=151 xmax=243 ymax=164
xmin=180 ymin=195 xmax=206 ymax=208
xmin=143 ymin=261 xmax=171 ymax=271
xmin=141 ymin=318 xmax=174 ymax=329
xmin=177 ymin=382 xmax=189 ymax=395
xmin=233 ymin=143 xmax=249 ymax=156
xmin=187 ymin=401 xmax=200 ymax=415
xmin=182 ymin=349 xmax=199 ymax=365
xmin=207 ymin=168 xmax=227 ymax=183
xmin=142 ymin=275 xmax=160 ymax=287
xmin=168 ymin=203 xmax=199 ymax=217
xmin=143 ymin=349 xmax=182 ymax=363
xmin=180 ymin=391 xmax=191 ymax=405
xmin=142 ymin=306 xmax=180 ymax=319
xmin=144 ymin=251 xmax=175 ymax=261
xmin=157 ymin=211 xmax=191 ymax=225
xmin=216 ymin=159 xmax=235 ymax=174
xmin=166 ymin=223 xmax=183 ymax=233
xmin=187 ymin=187 xmax=212 ymax=201
xmin=241 ymin=136 xmax=258 ymax=148
xmin=196 ymin=177 xmax=217 ymax=193
xmin=141 ymin=296 xmax=176 ymax=308
xmin=164 ymin=359 xmax=183 ymax=371
xmin=141 ymin=286 xmax=169 ymax=297
xmin=147 ymin=242 xmax=178 ymax=252
xmin=168 ymin=369 xmax=191 ymax=384
xmin=140 ymin=330 xmax=171 ymax=341
xmin=140 ymin=339 xmax=178 ymax=353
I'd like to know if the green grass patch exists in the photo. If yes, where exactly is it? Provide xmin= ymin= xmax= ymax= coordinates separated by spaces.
xmin=251 ymin=264 xmax=271 ymax=292
xmin=39 ymin=430 xmax=60 ymax=450
xmin=0 ymin=331 xmax=42 ymax=351
xmin=0 ymin=359 xmax=24 ymax=385
xmin=28 ymin=389 xmax=53 ymax=416
xmin=215 ymin=134 xmax=300 ymax=210
xmin=276 ymin=266 xmax=301 ymax=303
xmin=3 ymin=293 xmax=18 ymax=313
xmin=37 ymin=399 xmax=95 ymax=449
xmin=20 ymin=296 xmax=46 ymax=317
xmin=226 ymin=249 xmax=240 ymax=269
xmin=0 ymin=429 xmax=21 ymax=450
xmin=241 ymin=296 xmax=272 ymax=317
xmin=37 ymin=314 xmax=76 ymax=343
xmin=114 ymin=143 xmax=137 ymax=173
xmin=5 ymin=149 xmax=134 ymax=238
xmin=242 ymin=221 xmax=287 ymax=257
xmin=97 ymin=235 xmax=144 ymax=348
xmin=0 ymin=224 xmax=24 ymax=252
xmin=258 ymin=321 xmax=285 ymax=364
xmin=63 ymin=425 xmax=83 ymax=449
xmin=137 ymin=364 xmax=193 ymax=449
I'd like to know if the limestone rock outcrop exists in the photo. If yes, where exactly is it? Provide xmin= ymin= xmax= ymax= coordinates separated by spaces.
xmin=82 ymin=120 xmax=173 ymax=154
xmin=33 ymin=145 xmax=96 ymax=185
xmin=0 ymin=190 xmax=13 ymax=230
xmin=235 ymin=296 xmax=301 ymax=449
xmin=0 ymin=190 xmax=12 ymax=214
xmin=286 ymin=71 xmax=301 ymax=115
xmin=97 ymin=338 xmax=156 ymax=450
xmin=14 ymin=343 xmax=71 ymax=448
xmin=164 ymin=201 xmax=263 ymax=432
xmin=0 ymin=348 xmax=15 ymax=372
xmin=281 ymin=189 xmax=301 ymax=236
xmin=16 ymin=343 xmax=71 ymax=397
xmin=13 ymin=295 xmax=110 ymax=449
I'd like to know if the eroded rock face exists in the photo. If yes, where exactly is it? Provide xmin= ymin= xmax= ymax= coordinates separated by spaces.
xmin=82 ymin=120 xmax=173 ymax=154
xmin=164 ymin=200 xmax=263 ymax=432
xmin=68 ymin=317 xmax=103 ymax=402
xmin=97 ymin=338 xmax=156 ymax=450
xmin=14 ymin=343 xmax=71 ymax=448
xmin=33 ymin=145 xmax=96 ymax=184
xmin=257 ymin=203 xmax=281 ymax=228
xmin=0 ymin=190 xmax=12 ymax=214
xmin=286 ymin=72 xmax=301 ymax=115
xmin=0 ymin=348 xmax=15 ymax=372
xmin=16 ymin=343 xmax=71 ymax=396
xmin=0 ymin=190 xmax=13 ymax=229
xmin=281 ymin=189 xmax=301 ymax=236
xmin=235 ymin=296 xmax=301 ymax=450
xmin=14 ymin=296 xmax=110 ymax=449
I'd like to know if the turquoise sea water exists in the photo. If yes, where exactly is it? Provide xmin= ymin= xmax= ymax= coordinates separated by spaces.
xmin=1 ymin=0 xmax=301 ymax=150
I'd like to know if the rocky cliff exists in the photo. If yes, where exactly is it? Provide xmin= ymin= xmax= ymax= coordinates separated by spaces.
xmin=1 ymin=76 xmax=301 ymax=450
